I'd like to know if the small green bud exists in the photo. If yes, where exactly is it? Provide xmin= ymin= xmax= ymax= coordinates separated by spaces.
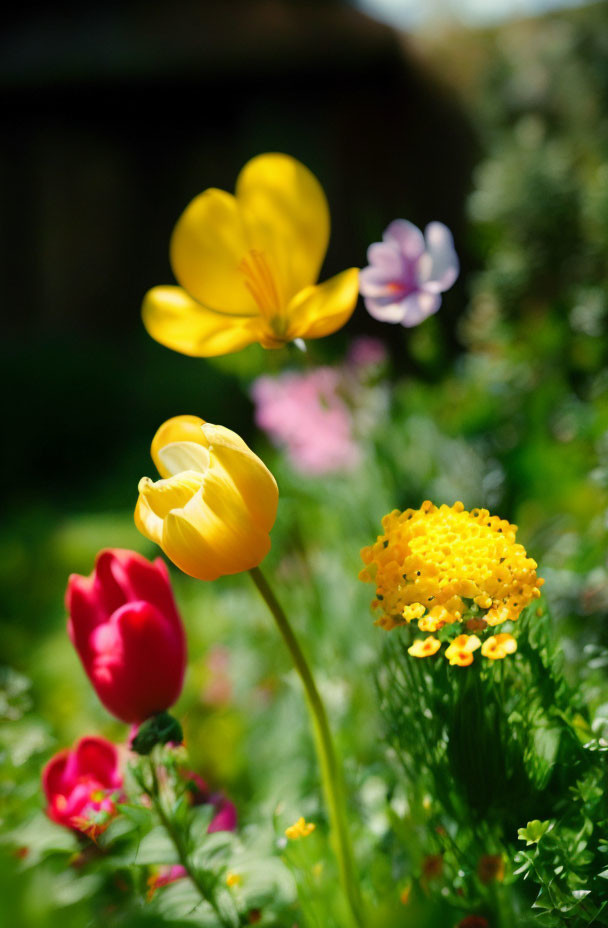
xmin=131 ymin=711 xmax=183 ymax=756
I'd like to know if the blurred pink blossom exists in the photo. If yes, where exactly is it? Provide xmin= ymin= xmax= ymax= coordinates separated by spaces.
xmin=347 ymin=336 xmax=388 ymax=368
xmin=251 ymin=368 xmax=360 ymax=475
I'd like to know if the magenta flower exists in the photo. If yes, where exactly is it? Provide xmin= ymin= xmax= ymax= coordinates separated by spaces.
xmin=66 ymin=549 xmax=186 ymax=725
xmin=251 ymin=368 xmax=360 ymax=475
xmin=359 ymin=220 xmax=459 ymax=326
xmin=183 ymin=770 xmax=237 ymax=833
xmin=42 ymin=736 xmax=123 ymax=836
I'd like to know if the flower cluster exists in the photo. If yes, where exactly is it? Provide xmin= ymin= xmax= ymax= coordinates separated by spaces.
xmin=359 ymin=501 xmax=543 ymax=665
xmin=252 ymin=367 xmax=360 ymax=475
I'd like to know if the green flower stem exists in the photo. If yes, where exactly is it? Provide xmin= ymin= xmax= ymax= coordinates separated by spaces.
xmin=145 ymin=756 xmax=234 ymax=927
xmin=249 ymin=566 xmax=365 ymax=928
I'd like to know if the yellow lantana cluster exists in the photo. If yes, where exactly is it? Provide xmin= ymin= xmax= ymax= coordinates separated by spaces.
xmin=359 ymin=501 xmax=543 ymax=666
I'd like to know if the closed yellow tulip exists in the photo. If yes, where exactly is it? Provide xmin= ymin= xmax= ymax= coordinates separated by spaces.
xmin=142 ymin=153 xmax=359 ymax=357
xmin=135 ymin=415 xmax=278 ymax=581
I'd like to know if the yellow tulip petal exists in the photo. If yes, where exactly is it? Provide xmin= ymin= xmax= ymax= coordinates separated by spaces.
xmin=137 ymin=472 xmax=204 ymax=520
xmin=142 ymin=286 xmax=263 ymax=358
xmin=162 ymin=484 xmax=271 ymax=581
xmin=151 ymin=415 xmax=207 ymax=479
xmin=134 ymin=493 xmax=164 ymax=546
xmin=236 ymin=153 xmax=330 ymax=302
xmin=285 ymin=268 xmax=359 ymax=341
xmin=202 ymin=423 xmax=279 ymax=534
xmin=170 ymin=190 xmax=257 ymax=315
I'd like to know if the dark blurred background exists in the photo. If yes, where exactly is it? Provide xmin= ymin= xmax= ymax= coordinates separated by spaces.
xmin=1 ymin=0 xmax=476 ymax=511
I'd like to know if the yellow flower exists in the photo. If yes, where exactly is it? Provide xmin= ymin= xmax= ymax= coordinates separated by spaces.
xmin=360 ymin=501 xmax=543 ymax=633
xmin=142 ymin=153 xmax=359 ymax=357
xmin=444 ymin=634 xmax=481 ymax=667
xmin=481 ymin=633 xmax=517 ymax=660
xmin=408 ymin=636 xmax=441 ymax=658
xmin=285 ymin=817 xmax=316 ymax=840
xmin=135 ymin=414 xmax=278 ymax=581
xmin=226 ymin=872 xmax=242 ymax=888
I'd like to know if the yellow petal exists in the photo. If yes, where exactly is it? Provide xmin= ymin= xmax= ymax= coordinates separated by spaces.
xmin=151 ymin=415 xmax=208 ymax=479
xmin=236 ymin=153 xmax=330 ymax=302
xmin=142 ymin=286 xmax=262 ymax=357
xmin=134 ymin=492 xmax=164 ymax=546
xmin=201 ymin=423 xmax=279 ymax=534
xmin=162 ymin=483 xmax=271 ymax=581
xmin=286 ymin=268 xmax=359 ymax=341
xmin=137 ymin=472 xmax=204 ymax=520
xmin=170 ymin=190 xmax=257 ymax=315
xmin=135 ymin=471 xmax=204 ymax=548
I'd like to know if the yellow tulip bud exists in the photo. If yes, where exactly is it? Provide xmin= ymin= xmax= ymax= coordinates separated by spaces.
xmin=135 ymin=415 xmax=278 ymax=581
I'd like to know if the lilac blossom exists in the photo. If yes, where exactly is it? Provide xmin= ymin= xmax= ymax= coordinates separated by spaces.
xmin=359 ymin=219 xmax=459 ymax=327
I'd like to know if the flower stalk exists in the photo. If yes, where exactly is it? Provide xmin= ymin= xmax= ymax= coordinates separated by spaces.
xmin=249 ymin=566 xmax=365 ymax=928
xmin=142 ymin=752 xmax=237 ymax=927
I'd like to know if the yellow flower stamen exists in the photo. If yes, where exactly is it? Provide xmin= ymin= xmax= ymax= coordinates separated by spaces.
xmin=226 ymin=871 xmax=242 ymax=888
xmin=285 ymin=816 xmax=316 ymax=840
xmin=238 ymin=249 xmax=283 ymax=324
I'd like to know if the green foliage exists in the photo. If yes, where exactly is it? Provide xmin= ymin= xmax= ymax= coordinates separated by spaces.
xmin=3 ymin=3 xmax=608 ymax=927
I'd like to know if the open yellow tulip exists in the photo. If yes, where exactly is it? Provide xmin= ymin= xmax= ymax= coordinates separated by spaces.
xmin=135 ymin=415 xmax=278 ymax=581
xmin=142 ymin=153 xmax=359 ymax=356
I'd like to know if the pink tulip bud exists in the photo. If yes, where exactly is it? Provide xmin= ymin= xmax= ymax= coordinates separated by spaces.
xmin=42 ymin=736 xmax=123 ymax=835
xmin=66 ymin=549 xmax=186 ymax=724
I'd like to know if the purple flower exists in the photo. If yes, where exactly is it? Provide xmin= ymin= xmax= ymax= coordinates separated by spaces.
xmin=359 ymin=220 xmax=459 ymax=327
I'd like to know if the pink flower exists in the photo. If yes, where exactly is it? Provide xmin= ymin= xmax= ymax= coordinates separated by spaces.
xmin=251 ymin=367 xmax=360 ymax=475
xmin=360 ymin=219 xmax=459 ymax=326
xmin=147 ymin=865 xmax=187 ymax=898
xmin=66 ymin=549 xmax=186 ymax=724
xmin=42 ymin=736 xmax=123 ymax=835
xmin=347 ymin=336 xmax=388 ymax=368
xmin=183 ymin=771 xmax=238 ymax=833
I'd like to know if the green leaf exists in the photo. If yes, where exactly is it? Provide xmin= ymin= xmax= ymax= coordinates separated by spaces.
xmin=136 ymin=825 xmax=180 ymax=866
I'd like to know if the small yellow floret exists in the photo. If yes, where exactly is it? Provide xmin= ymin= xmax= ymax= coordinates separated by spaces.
xmin=226 ymin=872 xmax=242 ymax=888
xmin=285 ymin=817 xmax=316 ymax=840
xmin=402 ymin=603 xmax=426 ymax=623
xmin=408 ymin=636 xmax=441 ymax=658
xmin=445 ymin=634 xmax=481 ymax=666
xmin=481 ymin=633 xmax=517 ymax=660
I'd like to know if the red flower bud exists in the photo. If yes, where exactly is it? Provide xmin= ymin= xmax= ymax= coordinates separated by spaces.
xmin=66 ymin=549 xmax=186 ymax=724
xmin=42 ymin=736 xmax=123 ymax=834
